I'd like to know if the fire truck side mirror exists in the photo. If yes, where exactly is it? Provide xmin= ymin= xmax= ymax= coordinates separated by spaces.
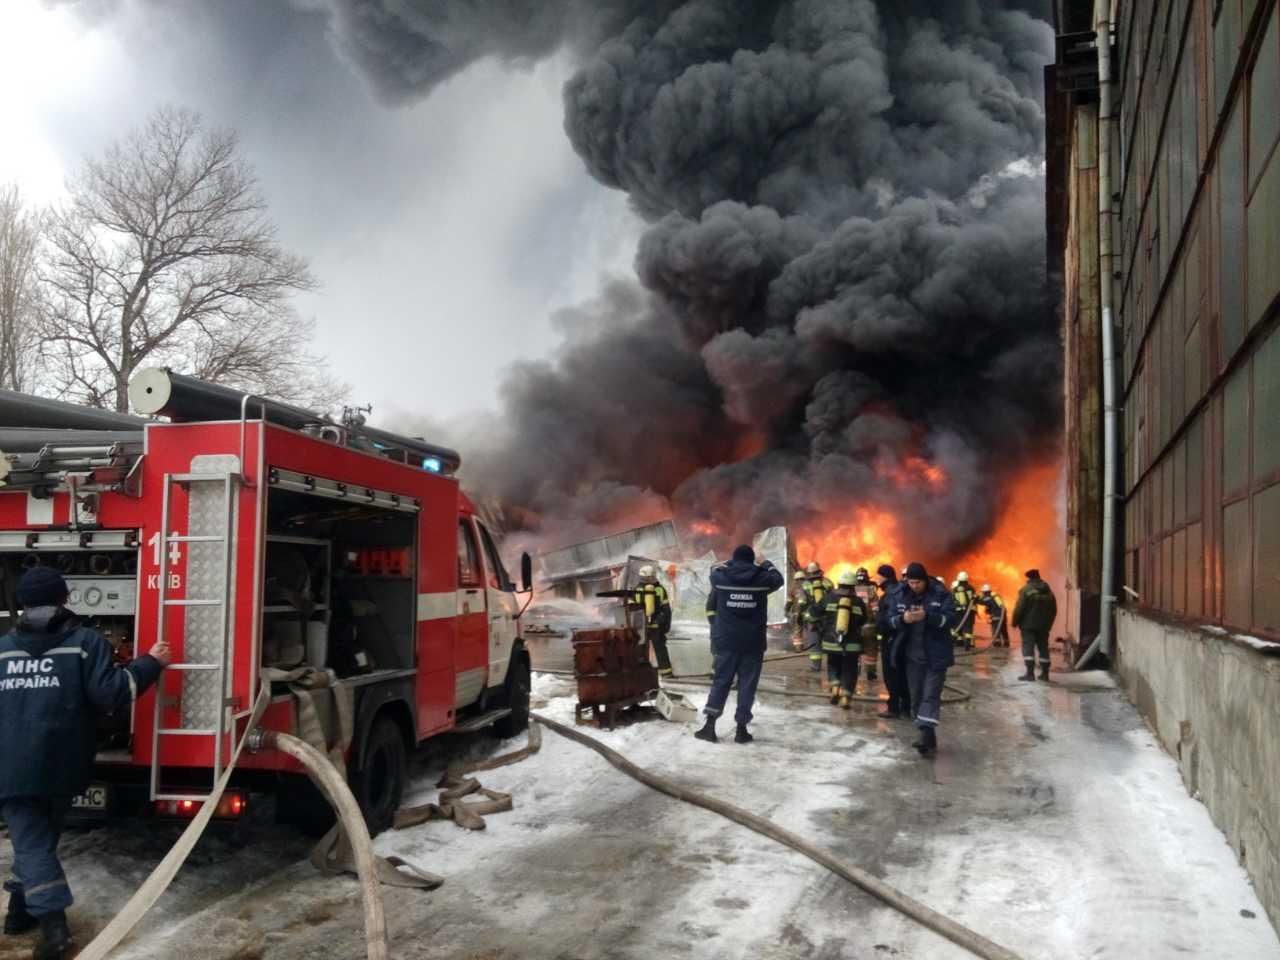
xmin=520 ymin=552 xmax=533 ymax=593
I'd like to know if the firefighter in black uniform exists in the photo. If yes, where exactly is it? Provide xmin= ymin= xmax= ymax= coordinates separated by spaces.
xmin=978 ymin=584 xmax=1010 ymax=647
xmin=1 ymin=567 xmax=169 ymax=959
xmin=852 ymin=567 xmax=879 ymax=682
xmin=801 ymin=562 xmax=834 ymax=672
xmin=951 ymin=571 xmax=978 ymax=649
xmin=633 ymin=565 xmax=673 ymax=678
xmin=820 ymin=571 xmax=870 ymax=708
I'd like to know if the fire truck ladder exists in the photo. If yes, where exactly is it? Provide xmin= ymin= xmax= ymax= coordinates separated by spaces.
xmin=149 ymin=458 xmax=242 ymax=803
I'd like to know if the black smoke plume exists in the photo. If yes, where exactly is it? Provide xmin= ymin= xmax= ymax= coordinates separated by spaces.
xmin=327 ymin=0 xmax=1059 ymax=558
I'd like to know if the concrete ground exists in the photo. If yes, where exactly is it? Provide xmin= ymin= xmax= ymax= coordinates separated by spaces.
xmin=3 ymin=638 xmax=1278 ymax=959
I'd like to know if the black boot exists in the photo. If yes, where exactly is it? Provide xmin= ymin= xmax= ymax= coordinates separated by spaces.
xmin=1038 ymin=661 xmax=1051 ymax=682
xmin=1018 ymin=659 xmax=1035 ymax=681
xmin=3 ymin=888 xmax=38 ymax=935
xmin=33 ymin=911 xmax=71 ymax=960
xmin=693 ymin=717 xmax=718 ymax=743
xmin=734 ymin=724 xmax=753 ymax=744
xmin=912 ymin=725 xmax=937 ymax=755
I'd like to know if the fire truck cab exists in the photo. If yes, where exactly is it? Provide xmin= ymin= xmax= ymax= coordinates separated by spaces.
xmin=0 ymin=371 xmax=532 ymax=833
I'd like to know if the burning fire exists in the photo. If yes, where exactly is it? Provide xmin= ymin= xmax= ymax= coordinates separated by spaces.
xmin=796 ymin=460 xmax=1062 ymax=605
xmin=876 ymin=454 xmax=947 ymax=493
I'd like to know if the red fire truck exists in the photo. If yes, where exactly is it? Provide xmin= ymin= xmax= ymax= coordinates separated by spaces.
xmin=0 ymin=370 xmax=532 ymax=833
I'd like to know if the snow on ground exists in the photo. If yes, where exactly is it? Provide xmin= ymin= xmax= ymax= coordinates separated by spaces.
xmin=3 ymin=650 xmax=1277 ymax=959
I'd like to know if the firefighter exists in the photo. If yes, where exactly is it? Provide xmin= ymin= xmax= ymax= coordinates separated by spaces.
xmin=820 ymin=571 xmax=870 ymax=708
xmin=978 ymin=584 xmax=1010 ymax=647
xmin=695 ymin=546 xmax=784 ymax=744
xmin=875 ymin=564 xmax=911 ymax=719
xmin=633 ymin=565 xmax=673 ymax=678
xmin=783 ymin=571 xmax=808 ymax=651
xmin=1012 ymin=569 xmax=1058 ymax=681
xmin=851 ymin=567 xmax=879 ymax=682
xmin=801 ymin=562 xmax=834 ymax=672
xmin=951 ymin=571 xmax=978 ymax=649
xmin=1 ymin=567 xmax=170 ymax=960
xmin=887 ymin=563 xmax=960 ymax=754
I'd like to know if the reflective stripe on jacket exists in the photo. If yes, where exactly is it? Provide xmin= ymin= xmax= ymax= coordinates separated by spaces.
xmin=0 ymin=610 xmax=163 ymax=799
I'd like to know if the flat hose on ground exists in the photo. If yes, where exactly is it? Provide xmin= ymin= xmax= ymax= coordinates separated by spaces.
xmin=531 ymin=712 xmax=1022 ymax=960
xmin=536 ymin=667 xmax=972 ymax=704
xmin=261 ymin=730 xmax=389 ymax=960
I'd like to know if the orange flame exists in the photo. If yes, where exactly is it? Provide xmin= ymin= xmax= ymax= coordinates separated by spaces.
xmin=795 ymin=460 xmax=1062 ymax=605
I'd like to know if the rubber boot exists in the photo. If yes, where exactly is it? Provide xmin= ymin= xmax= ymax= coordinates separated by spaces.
xmin=912 ymin=725 xmax=937 ymax=755
xmin=33 ymin=911 xmax=71 ymax=960
xmin=1038 ymin=661 xmax=1051 ymax=682
xmin=693 ymin=716 xmax=718 ymax=743
xmin=3 ymin=887 xmax=37 ymax=935
xmin=1018 ymin=659 xmax=1035 ymax=681
xmin=839 ymin=694 xmax=851 ymax=710
xmin=828 ymin=684 xmax=842 ymax=705
xmin=734 ymin=723 xmax=753 ymax=744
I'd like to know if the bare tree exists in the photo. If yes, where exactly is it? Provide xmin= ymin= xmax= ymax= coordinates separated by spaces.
xmin=0 ymin=184 xmax=42 ymax=391
xmin=40 ymin=106 xmax=346 ymax=412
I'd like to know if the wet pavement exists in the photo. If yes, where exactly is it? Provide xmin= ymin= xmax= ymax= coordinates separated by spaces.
xmin=3 ymin=636 xmax=1276 ymax=959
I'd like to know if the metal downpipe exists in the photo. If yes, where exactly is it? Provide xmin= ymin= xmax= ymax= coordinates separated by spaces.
xmin=1096 ymin=0 xmax=1120 ymax=663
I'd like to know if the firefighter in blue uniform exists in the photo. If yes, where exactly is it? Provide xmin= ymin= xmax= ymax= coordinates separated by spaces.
xmin=819 ymin=571 xmax=870 ymax=708
xmin=1 ymin=567 xmax=169 ymax=960
xmin=887 ymin=562 xmax=960 ymax=755
xmin=875 ymin=564 xmax=912 ymax=719
xmin=694 ymin=545 xmax=784 ymax=744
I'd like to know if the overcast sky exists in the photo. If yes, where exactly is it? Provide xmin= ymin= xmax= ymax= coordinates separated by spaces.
xmin=0 ymin=0 xmax=643 ymax=423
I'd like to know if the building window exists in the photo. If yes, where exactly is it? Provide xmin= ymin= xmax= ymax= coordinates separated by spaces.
xmin=1255 ymin=482 xmax=1280 ymax=632
xmin=1223 ymin=364 xmax=1250 ymax=496
xmin=1248 ymin=7 xmax=1279 ymax=192
xmin=1222 ymin=499 xmax=1251 ymax=628
xmin=1219 ymin=105 xmax=1246 ymax=363
xmin=1254 ymin=325 xmax=1280 ymax=483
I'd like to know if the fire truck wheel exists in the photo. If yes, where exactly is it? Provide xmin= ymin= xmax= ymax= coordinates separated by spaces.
xmin=494 ymin=656 xmax=531 ymax=738
xmin=352 ymin=715 xmax=407 ymax=835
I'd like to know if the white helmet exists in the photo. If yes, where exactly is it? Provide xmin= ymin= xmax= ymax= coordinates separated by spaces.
xmin=792 ymin=570 xmax=806 ymax=581
xmin=838 ymin=570 xmax=857 ymax=586
xmin=637 ymin=565 xmax=657 ymax=582
xmin=957 ymin=571 xmax=969 ymax=582
xmin=981 ymin=583 xmax=992 ymax=593
xmin=805 ymin=561 xmax=822 ymax=575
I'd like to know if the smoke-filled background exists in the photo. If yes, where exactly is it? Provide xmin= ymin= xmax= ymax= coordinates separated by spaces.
xmin=17 ymin=0 xmax=1062 ymax=577
xmin=329 ymin=0 xmax=1061 ymax=564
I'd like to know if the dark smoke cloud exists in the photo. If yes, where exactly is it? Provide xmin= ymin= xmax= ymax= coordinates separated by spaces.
xmin=324 ymin=0 xmax=1060 ymax=562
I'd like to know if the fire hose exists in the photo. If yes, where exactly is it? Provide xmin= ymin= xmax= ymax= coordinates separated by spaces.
xmin=530 ymin=712 xmax=1022 ymax=960
xmin=75 ymin=689 xmax=391 ymax=960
